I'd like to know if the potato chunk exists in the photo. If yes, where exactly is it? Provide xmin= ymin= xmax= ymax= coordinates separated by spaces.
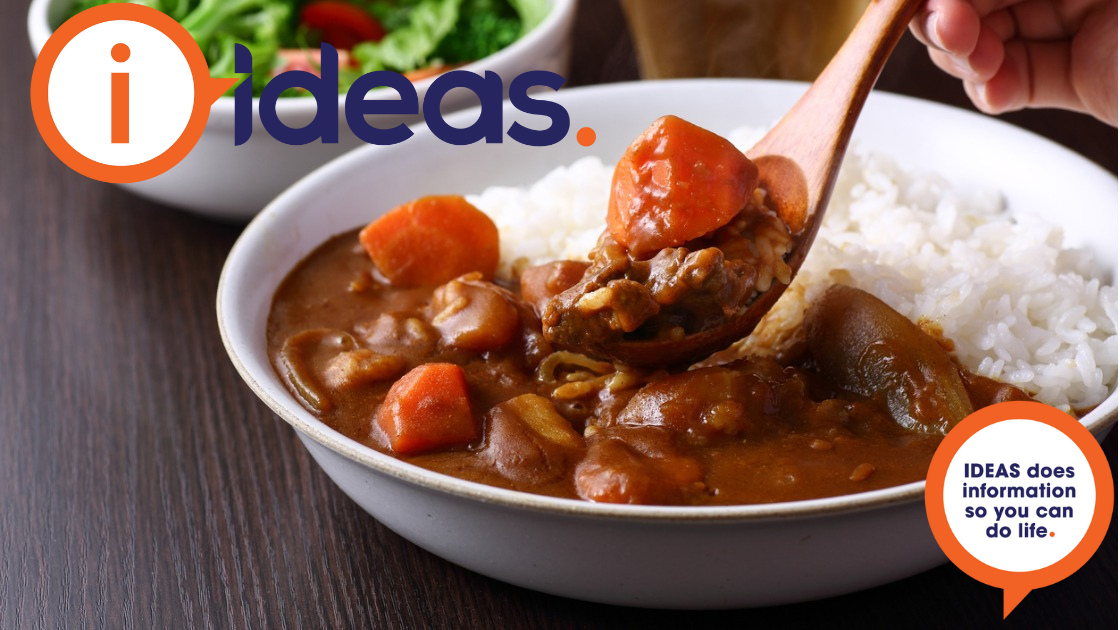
xmin=323 ymin=349 xmax=405 ymax=390
xmin=479 ymin=394 xmax=584 ymax=485
xmin=806 ymin=285 xmax=973 ymax=434
xmin=429 ymin=274 xmax=520 ymax=352
xmin=519 ymin=261 xmax=590 ymax=319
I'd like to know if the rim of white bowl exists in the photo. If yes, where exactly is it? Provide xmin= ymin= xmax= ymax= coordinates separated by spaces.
xmin=28 ymin=0 xmax=577 ymax=115
xmin=218 ymin=78 xmax=1119 ymax=523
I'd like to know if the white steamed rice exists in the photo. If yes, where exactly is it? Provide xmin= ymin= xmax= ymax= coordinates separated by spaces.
xmin=468 ymin=127 xmax=1118 ymax=413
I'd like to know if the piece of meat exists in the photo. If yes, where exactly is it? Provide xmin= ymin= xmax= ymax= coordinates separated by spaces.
xmin=477 ymin=394 xmax=584 ymax=486
xmin=542 ymin=202 xmax=792 ymax=361
xmin=574 ymin=426 xmax=705 ymax=505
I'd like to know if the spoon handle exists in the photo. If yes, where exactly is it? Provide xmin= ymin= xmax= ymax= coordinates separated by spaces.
xmin=748 ymin=0 xmax=923 ymax=246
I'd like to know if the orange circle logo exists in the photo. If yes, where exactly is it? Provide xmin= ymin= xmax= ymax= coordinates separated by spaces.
xmin=925 ymin=401 xmax=1114 ymax=618
xmin=30 ymin=4 xmax=235 ymax=183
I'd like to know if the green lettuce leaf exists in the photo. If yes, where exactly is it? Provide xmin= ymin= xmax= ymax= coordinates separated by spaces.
xmin=352 ymin=0 xmax=461 ymax=73
xmin=508 ymin=0 xmax=549 ymax=35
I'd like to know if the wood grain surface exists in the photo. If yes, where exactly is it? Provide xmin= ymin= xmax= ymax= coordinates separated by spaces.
xmin=2 ymin=1 xmax=1115 ymax=628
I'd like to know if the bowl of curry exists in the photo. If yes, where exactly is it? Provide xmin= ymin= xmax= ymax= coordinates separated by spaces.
xmin=219 ymin=80 xmax=1118 ymax=608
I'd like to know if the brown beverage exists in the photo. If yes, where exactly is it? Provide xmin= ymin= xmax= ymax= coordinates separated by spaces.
xmin=621 ymin=0 xmax=870 ymax=81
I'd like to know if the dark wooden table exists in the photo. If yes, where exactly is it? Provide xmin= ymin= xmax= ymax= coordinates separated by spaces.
xmin=2 ymin=1 xmax=1116 ymax=628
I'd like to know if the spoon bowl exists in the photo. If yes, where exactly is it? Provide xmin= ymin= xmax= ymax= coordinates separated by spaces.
xmin=595 ymin=0 xmax=923 ymax=367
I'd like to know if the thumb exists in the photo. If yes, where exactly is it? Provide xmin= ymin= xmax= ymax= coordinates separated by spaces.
xmin=973 ymin=40 xmax=1074 ymax=114
xmin=1071 ymin=2 xmax=1118 ymax=126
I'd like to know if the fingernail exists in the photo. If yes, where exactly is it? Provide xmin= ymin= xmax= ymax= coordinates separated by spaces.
xmin=974 ymin=82 xmax=987 ymax=103
xmin=926 ymin=12 xmax=946 ymax=50
xmin=973 ymin=83 xmax=1000 ymax=112
xmin=952 ymin=57 xmax=976 ymax=80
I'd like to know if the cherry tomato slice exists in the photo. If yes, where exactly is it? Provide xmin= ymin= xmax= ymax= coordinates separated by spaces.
xmin=300 ymin=1 xmax=386 ymax=50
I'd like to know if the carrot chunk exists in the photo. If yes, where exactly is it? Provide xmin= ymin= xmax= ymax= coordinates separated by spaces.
xmin=377 ymin=363 xmax=477 ymax=454
xmin=359 ymin=195 xmax=500 ymax=287
xmin=607 ymin=116 xmax=759 ymax=258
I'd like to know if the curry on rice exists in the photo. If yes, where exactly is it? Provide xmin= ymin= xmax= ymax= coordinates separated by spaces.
xmin=266 ymin=116 xmax=1029 ymax=506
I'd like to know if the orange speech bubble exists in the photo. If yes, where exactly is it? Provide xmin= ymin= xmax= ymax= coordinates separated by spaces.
xmin=30 ymin=3 xmax=236 ymax=184
xmin=925 ymin=401 xmax=1114 ymax=618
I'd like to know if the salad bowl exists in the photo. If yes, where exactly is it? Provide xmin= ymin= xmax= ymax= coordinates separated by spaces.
xmin=28 ymin=0 xmax=576 ymax=219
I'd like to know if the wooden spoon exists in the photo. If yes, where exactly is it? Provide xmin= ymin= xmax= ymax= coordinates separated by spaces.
xmin=598 ymin=0 xmax=923 ymax=367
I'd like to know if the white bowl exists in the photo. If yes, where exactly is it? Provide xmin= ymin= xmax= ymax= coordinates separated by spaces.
xmin=28 ymin=0 xmax=576 ymax=220
xmin=218 ymin=80 xmax=1118 ymax=608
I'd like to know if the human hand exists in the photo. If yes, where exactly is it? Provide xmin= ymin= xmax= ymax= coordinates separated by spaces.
xmin=910 ymin=0 xmax=1117 ymax=126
